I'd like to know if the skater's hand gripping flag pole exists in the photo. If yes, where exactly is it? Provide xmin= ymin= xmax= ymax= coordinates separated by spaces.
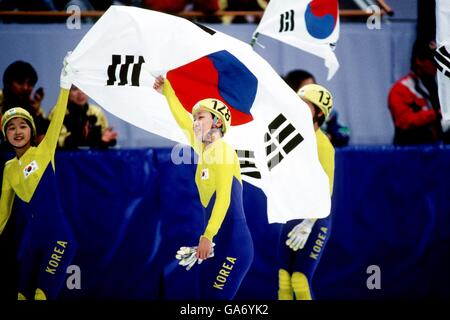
xmin=60 ymin=51 xmax=74 ymax=90
xmin=252 ymin=0 xmax=340 ymax=80
xmin=67 ymin=6 xmax=331 ymax=222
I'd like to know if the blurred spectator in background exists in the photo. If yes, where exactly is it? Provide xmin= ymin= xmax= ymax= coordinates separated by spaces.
xmin=58 ymin=0 xmax=133 ymax=11
xmin=0 ymin=60 xmax=49 ymax=145
xmin=49 ymin=85 xmax=117 ymax=149
xmin=190 ymin=0 xmax=227 ymax=23
xmin=222 ymin=0 xmax=266 ymax=24
xmin=142 ymin=1 xmax=228 ymax=23
xmin=192 ymin=0 xmax=225 ymax=12
xmin=416 ymin=0 xmax=435 ymax=47
xmin=284 ymin=69 xmax=350 ymax=147
xmin=142 ymin=0 xmax=266 ymax=24
xmin=284 ymin=69 xmax=316 ymax=90
xmin=142 ymin=0 xmax=187 ymax=12
xmin=226 ymin=0 xmax=266 ymax=11
xmin=0 ymin=0 xmax=60 ymax=22
xmin=388 ymin=39 xmax=449 ymax=145
xmin=0 ymin=0 xmax=138 ymax=11
xmin=0 ymin=0 xmax=57 ymax=11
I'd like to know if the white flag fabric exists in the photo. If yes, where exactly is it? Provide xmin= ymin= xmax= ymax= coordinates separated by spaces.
xmin=436 ymin=0 xmax=450 ymax=121
xmin=253 ymin=0 xmax=340 ymax=80
xmin=67 ymin=6 xmax=331 ymax=222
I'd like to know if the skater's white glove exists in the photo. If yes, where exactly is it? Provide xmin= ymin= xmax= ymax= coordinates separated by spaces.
xmin=176 ymin=243 xmax=215 ymax=271
xmin=286 ymin=219 xmax=315 ymax=251
xmin=176 ymin=246 xmax=198 ymax=271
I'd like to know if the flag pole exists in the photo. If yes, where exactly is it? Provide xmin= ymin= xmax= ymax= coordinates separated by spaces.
xmin=250 ymin=32 xmax=260 ymax=48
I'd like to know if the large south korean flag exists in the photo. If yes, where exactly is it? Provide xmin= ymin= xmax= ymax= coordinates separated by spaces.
xmin=66 ymin=6 xmax=331 ymax=222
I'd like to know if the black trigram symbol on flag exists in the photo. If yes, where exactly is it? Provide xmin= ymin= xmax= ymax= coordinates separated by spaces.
xmin=236 ymin=150 xmax=261 ymax=179
xmin=194 ymin=22 xmax=216 ymax=35
xmin=435 ymin=45 xmax=450 ymax=79
xmin=265 ymin=114 xmax=304 ymax=171
xmin=106 ymin=55 xmax=145 ymax=87
xmin=279 ymin=10 xmax=295 ymax=33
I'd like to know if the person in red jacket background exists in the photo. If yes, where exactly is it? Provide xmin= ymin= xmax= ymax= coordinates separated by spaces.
xmin=388 ymin=40 xmax=449 ymax=145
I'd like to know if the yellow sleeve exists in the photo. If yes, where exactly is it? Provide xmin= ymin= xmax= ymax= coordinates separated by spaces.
xmin=202 ymin=146 xmax=236 ymax=242
xmin=317 ymin=130 xmax=335 ymax=194
xmin=40 ymin=88 xmax=69 ymax=158
xmin=47 ymin=104 xmax=70 ymax=148
xmin=162 ymin=80 xmax=198 ymax=152
xmin=0 ymin=167 xmax=15 ymax=235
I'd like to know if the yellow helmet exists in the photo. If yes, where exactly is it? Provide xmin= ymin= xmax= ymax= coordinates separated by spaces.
xmin=297 ymin=84 xmax=333 ymax=119
xmin=2 ymin=107 xmax=37 ymax=138
xmin=192 ymin=98 xmax=231 ymax=134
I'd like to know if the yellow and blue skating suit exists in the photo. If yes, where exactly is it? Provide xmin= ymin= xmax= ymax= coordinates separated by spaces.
xmin=0 ymin=89 xmax=76 ymax=300
xmin=163 ymin=80 xmax=254 ymax=300
xmin=279 ymin=129 xmax=335 ymax=298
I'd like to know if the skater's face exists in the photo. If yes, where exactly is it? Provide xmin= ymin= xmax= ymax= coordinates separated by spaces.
xmin=5 ymin=117 xmax=32 ymax=150
xmin=193 ymin=110 xmax=215 ymax=141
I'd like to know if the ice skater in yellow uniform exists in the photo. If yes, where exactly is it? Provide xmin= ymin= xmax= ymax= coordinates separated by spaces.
xmin=278 ymin=84 xmax=335 ymax=300
xmin=154 ymin=76 xmax=254 ymax=300
xmin=0 ymin=55 xmax=75 ymax=300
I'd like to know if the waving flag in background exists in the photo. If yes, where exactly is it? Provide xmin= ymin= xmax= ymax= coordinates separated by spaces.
xmin=67 ymin=6 xmax=331 ymax=222
xmin=435 ymin=0 xmax=450 ymax=121
xmin=253 ymin=0 xmax=340 ymax=80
